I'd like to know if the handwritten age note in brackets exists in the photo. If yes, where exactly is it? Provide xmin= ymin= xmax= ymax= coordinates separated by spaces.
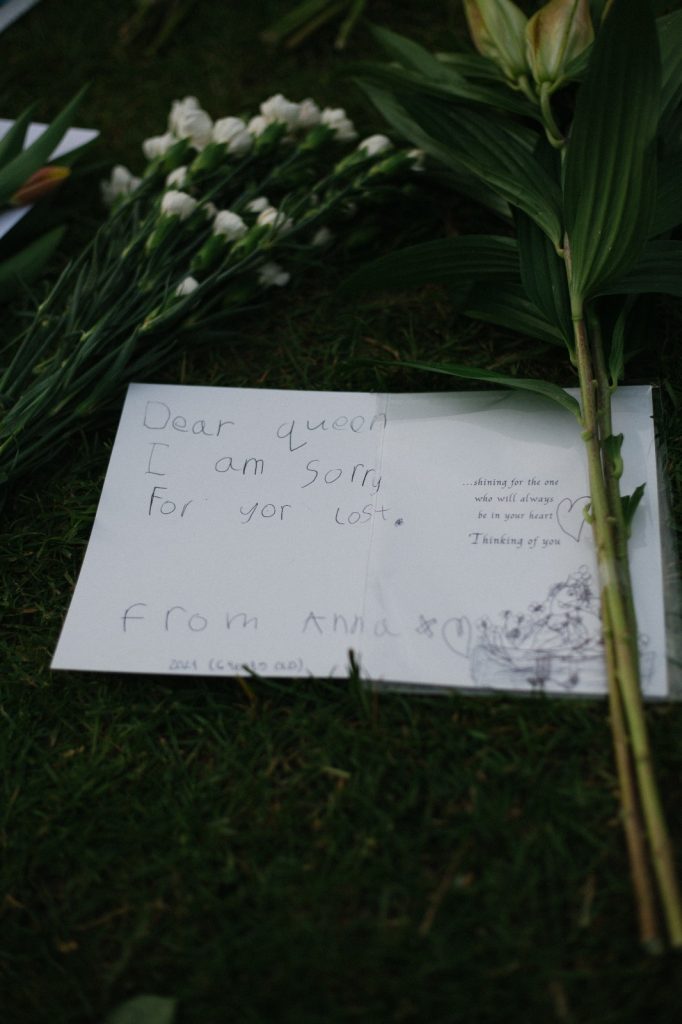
xmin=52 ymin=383 xmax=670 ymax=698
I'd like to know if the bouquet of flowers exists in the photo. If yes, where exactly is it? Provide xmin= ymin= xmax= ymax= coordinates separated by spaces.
xmin=0 ymin=91 xmax=419 ymax=496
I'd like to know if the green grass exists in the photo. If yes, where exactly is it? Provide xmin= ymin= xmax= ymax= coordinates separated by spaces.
xmin=2 ymin=2 xmax=682 ymax=1022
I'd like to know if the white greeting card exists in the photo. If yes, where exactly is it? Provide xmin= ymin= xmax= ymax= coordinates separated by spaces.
xmin=52 ymin=382 xmax=670 ymax=698
xmin=0 ymin=0 xmax=40 ymax=35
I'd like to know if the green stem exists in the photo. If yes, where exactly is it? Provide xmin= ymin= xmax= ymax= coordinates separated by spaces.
xmin=539 ymin=83 xmax=564 ymax=149
xmin=573 ymin=306 xmax=682 ymax=948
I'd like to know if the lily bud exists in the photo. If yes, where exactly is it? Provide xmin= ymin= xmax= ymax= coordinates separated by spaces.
xmin=11 ymin=165 xmax=70 ymax=206
xmin=463 ymin=0 xmax=529 ymax=82
xmin=526 ymin=0 xmax=594 ymax=88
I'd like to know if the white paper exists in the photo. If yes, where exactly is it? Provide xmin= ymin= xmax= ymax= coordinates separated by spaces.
xmin=52 ymin=383 xmax=670 ymax=698
xmin=0 ymin=0 xmax=40 ymax=34
xmin=0 ymin=119 xmax=99 ymax=240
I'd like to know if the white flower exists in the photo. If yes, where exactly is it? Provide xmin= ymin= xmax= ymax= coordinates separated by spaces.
xmin=320 ymin=107 xmax=357 ymax=142
xmin=256 ymin=206 xmax=293 ymax=234
xmin=212 ymin=116 xmax=253 ymax=156
xmin=246 ymin=196 xmax=269 ymax=213
xmin=311 ymin=226 xmax=333 ymax=247
xmin=161 ymin=190 xmax=198 ymax=220
xmin=142 ymin=131 xmax=176 ymax=161
xmin=297 ymin=98 xmax=321 ymax=129
xmin=175 ymin=275 xmax=200 ymax=296
xmin=168 ymin=96 xmax=201 ymax=134
xmin=247 ymin=114 xmax=269 ymax=137
xmin=258 ymin=261 xmax=290 ymax=287
xmin=101 ymin=165 xmax=141 ymax=206
xmin=358 ymin=134 xmax=393 ymax=157
xmin=260 ymin=93 xmax=301 ymax=129
xmin=407 ymin=147 xmax=426 ymax=171
xmin=169 ymin=96 xmax=213 ymax=150
xmin=203 ymin=201 xmax=218 ymax=219
xmin=213 ymin=209 xmax=248 ymax=240
xmin=165 ymin=166 xmax=188 ymax=189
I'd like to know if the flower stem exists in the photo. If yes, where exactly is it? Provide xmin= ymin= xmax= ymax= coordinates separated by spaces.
xmin=572 ymin=305 xmax=682 ymax=948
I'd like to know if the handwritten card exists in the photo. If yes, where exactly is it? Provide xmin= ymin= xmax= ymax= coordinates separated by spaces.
xmin=52 ymin=383 xmax=670 ymax=698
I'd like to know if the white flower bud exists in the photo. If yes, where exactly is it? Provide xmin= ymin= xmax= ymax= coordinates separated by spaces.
xmin=168 ymin=96 xmax=201 ymax=134
xmin=165 ymin=166 xmax=188 ymax=189
xmin=297 ymin=98 xmax=321 ymax=129
xmin=212 ymin=116 xmax=253 ymax=156
xmin=161 ymin=189 xmax=198 ymax=220
xmin=101 ymin=165 xmax=141 ymax=206
xmin=174 ymin=107 xmax=213 ymax=151
xmin=358 ymin=134 xmax=393 ymax=157
xmin=320 ymin=107 xmax=357 ymax=142
xmin=407 ymin=148 xmax=426 ymax=171
xmin=247 ymin=114 xmax=269 ymax=137
xmin=175 ymin=275 xmax=200 ymax=296
xmin=142 ymin=132 xmax=176 ymax=161
xmin=256 ymin=206 xmax=293 ymax=234
xmin=311 ymin=226 xmax=333 ymax=247
xmin=246 ymin=196 xmax=270 ymax=213
xmin=213 ymin=209 xmax=248 ymax=240
xmin=258 ymin=261 xmax=290 ymax=287
xmin=260 ymin=93 xmax=301 ymax=129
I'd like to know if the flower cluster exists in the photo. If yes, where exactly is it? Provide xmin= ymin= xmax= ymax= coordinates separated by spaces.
xmin=101 ymin=92 xmax=422 ymax=303
xmin=136 ymin=93 xmax=358 ymax=166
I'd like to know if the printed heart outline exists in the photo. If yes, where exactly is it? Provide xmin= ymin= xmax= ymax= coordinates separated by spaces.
xmin=441 ymin=616 xmax=471 ymax=659
xmin=556 ymin=495 xmax=591 ymax=543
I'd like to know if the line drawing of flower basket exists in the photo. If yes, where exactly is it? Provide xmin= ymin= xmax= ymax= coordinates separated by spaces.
xmin=466 ymin=565 xmax=654 ymax=693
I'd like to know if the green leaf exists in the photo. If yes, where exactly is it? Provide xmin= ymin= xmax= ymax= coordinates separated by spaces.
xmin=261 ymin=0 xmax=340 ymax=44
xmin=622 ymin=483 xmax=646 ymax=536
xmin=563 ymin=0 xmax=661 ymax=302
xmin=367 ymin=25 xmax=539 ymax=118
xmin=432 ymin=51 xmax=506 ymax=82
xmin=104 ymin=995 xmax=177 ymax=1024
xmin=0 ymin=104 xmax=36 ymax=168
xmin=607 ymin=304 xmax=627 ymax=385
xmin=339 ymin=235 xmax=520 ymax=296
xmin=389 ymin=358 xmax=581 ymax=418
xmin=596 ymin=241 xmax=682 ymax=299
xmin=0 ymin=87 xmax=87 ymax=205
xmin=370 ymin=24 xmax=456 ymax=83
xmin=658 ymin=8 xmax=682 ymax=127
xmin=650 ymin=151 xmax=682 ymax=236
xmin=513 ymin=145 xmax=573 ymax=350
xmin=353 ymin=61 xmax=538 ymax=120
xmin=603 ymin=433 xmax=624 ymax=479
xmin=390 ymin=91 xmax=563 ymax=244
xmin=359 ymin=83 xmax=511 ymax=219
xmin=465 ymin=281 xmax=566 ymax=347
xmin=0 ymin=226 xmax=65 ymax=302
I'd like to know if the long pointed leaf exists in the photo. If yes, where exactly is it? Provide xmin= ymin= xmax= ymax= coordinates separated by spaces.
xmin=465 ymin=281 xmax=566 ymax=347
xmin=353 ymin=61 xmax=539 ymax=120
xmin=513 ymin=144 xmax=573 ymax=350
xmin=0 ymin=105 xmax=37 ymax=168
xmin=596 ymin=241 xmax=682 ymax=299
xmin=0 ymin=87 xmax=87 ymax=204
xmin=650 ymin=151 xmax=682 ymax=237
xmin=392 ymin=358 xmax=581 ymax=418
xmin=563 ymin=0 xmax=661 ymax=302
xmin=360 ymin=83 xmax=511 ymax=219
xmin=658 ymin=8 xmax=682 ymax=127
xmin=393 ymin=92 xmax=563 ymax=244
xmin=340 ymin=235 xmax=519 ymax=296
xmin=0 ymin=226 xmax=65 ymax=302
